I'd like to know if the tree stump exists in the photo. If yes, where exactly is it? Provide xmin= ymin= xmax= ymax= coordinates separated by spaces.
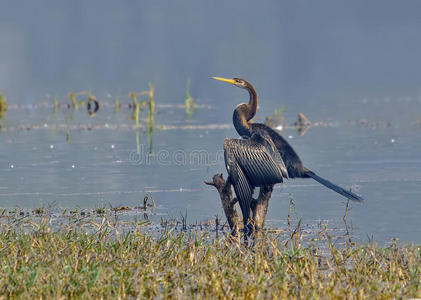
xmin=205 ymin=174 xmax=273 ymax=236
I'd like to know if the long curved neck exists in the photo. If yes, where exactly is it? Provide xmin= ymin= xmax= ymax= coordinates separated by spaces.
xmin=233 ymin=84 xmax=258 ymax=137
xmin=233 ymin=109 xmax=252 ymax=137
xmin=246 ymin=84 xmax=257 ymax=120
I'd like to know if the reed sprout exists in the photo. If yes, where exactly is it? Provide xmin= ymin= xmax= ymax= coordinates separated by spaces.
xmin=146 ymin=84 xmax=155 ymax=154
xmin=53 ymin=97 xmax=59 ymax=112
xmin=185 ymin=79 xmax=195 ymax=119
xmin=67 ymin=91 xmax=90 ymax=108
xmin=129 ymin=84 xmax=155 ymax=153
xmin=264 ymin=106 xmax=286 ymax=131
xmin=0 ymin=93 xmax=7 ymax=118
xmin=147 ymin=83 xmax=155 ymax=124
xmin=67 ymin=92 xmax=78 ymax=108
xmin=128 ymin=92 xmax=146 ymax=124
xmin=114 ymin=96 xmax=120 ymax=113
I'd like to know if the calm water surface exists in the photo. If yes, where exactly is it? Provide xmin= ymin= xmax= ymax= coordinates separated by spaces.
xmin=1 ymin=97 xmax=420 ymax=244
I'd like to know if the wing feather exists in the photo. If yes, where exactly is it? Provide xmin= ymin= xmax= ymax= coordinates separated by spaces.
xmin=224 ymin=141 xmax=253 ymax=223
xmin=223 ymin=135 xmax=288 ymax=224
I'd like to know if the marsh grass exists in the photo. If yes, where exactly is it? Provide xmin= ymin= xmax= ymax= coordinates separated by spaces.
xmin=0 ymin=211 xmax=420 ymax=299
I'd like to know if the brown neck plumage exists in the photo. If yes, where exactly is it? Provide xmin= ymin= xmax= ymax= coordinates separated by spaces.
xmin=233 ymin=82 xmax=258 ymax=137
xmin=245 ymin=82 xmax=257 ymax=120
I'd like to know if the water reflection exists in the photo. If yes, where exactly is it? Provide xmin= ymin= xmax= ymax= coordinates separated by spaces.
xmin=128 ymin=84 xmax=155 ymax=154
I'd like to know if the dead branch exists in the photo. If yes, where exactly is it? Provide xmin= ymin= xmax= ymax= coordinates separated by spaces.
xmin=206 ymin=174 xmax=274 ymax=235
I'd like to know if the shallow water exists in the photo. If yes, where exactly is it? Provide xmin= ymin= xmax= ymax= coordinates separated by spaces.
xmin=1 ymin=96 xmax=420 ymax=245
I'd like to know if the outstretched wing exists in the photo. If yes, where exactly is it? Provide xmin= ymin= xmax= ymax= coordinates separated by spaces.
xmin=251 ymin=123 xmax=307 ymax=178
xmin=224 ymin=134 xmax=288 ymax=224
xmin=224 ymin=147 xmax=253 ymax=223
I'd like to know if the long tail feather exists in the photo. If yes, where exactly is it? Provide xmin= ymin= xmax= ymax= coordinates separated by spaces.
xmin=305 ymin=170 xmax=364 ymax=202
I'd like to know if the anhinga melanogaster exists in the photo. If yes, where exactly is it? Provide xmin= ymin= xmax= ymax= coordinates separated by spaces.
xmin=213 ymin=77 xmax=363 ymax=230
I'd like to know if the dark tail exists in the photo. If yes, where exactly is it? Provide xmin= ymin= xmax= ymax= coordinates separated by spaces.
xmin=305 ymin=170 xmax=364 ymax=202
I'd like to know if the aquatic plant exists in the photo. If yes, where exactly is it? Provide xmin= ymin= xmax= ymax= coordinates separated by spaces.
xmin=147 ymin=83 xmax=155 ymax=123
xmin=264 ymin=106 xmax=286 ymax=130
xmin=141 ymin=193 xmax=155 ymax=210
xmin=274 ymin=106 xmax=285 ymax=117
xmin=53 ymin=97 xmax=59 ymax=113
xmin=114 ymin=96 xmax=120 ymax=113
xmin=129 ymin=84 xmax=155 ymax=154
xmin=145 ymin=84 xmax=155 ymax=154
xmin=129 ymin=92 xmax=139 ymax=107
xmin=128 ymin=92 xmax=146 ymax=123
xmin=66 ymin=127 xmax=70 ymax=143
xmin=185 ymin=79 xmax=195 ymax=120
xmin=67 ymin=91 xmax=89 ymax=109
xmin=67 ymin=92 xmax=78 ymax=108
xmin=0 ymin=93 xmax=7 ymax=118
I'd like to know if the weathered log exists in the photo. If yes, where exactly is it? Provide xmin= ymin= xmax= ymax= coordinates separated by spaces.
xmin=205 ymin=174 xmax=240 ymax=233
xmin=250 ymin=185 xmax=273 ymax=230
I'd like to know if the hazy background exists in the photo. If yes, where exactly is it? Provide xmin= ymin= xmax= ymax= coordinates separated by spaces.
xmin=1 ymin=0 xmax=421 ymax=108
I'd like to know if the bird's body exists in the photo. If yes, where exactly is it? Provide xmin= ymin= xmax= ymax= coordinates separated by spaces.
xmin=213 ymin=76 xmax=363 ymax=229
xmin=224 ymin=132 xmax=288 ymax=222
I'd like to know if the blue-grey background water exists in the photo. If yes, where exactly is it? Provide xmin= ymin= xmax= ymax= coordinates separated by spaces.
xmin=1 ymin=1 xmax=421 ymax=244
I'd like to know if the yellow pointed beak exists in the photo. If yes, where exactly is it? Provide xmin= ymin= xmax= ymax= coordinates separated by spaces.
xmin=212 ymin=77 xmax=236 ymax=85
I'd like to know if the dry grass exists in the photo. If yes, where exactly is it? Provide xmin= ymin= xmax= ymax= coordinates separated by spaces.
xmin=0 ymin=212 xmax=420 ymax=299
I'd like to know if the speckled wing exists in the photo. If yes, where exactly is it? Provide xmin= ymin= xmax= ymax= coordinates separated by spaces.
xmin=224 ymin=140 xmax=253 ymax=222
xmin=241 ymin=133 xmax=289 ymax=184
xmin=223 ymin=134 xmax=288 ymax=223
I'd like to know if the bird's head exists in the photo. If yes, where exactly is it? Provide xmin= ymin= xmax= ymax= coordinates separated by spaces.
xmin=212 ymin=77 xmax=249 ymax=89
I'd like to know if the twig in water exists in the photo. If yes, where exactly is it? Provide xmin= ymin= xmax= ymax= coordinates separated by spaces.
xmin=287 ymin=196 xmax=295 ymax=226
xmin=215 ymin=215 xmax=219 ymax=238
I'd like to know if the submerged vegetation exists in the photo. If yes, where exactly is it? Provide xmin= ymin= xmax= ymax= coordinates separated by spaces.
xmin=0 ymin=211 xmax=419 ymax=299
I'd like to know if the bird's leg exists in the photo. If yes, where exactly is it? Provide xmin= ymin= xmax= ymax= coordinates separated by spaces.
xmin=205 ymin=174 xmax=240 ymax=235
xmin=251 ymin=184 xmax=274 ymax=233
